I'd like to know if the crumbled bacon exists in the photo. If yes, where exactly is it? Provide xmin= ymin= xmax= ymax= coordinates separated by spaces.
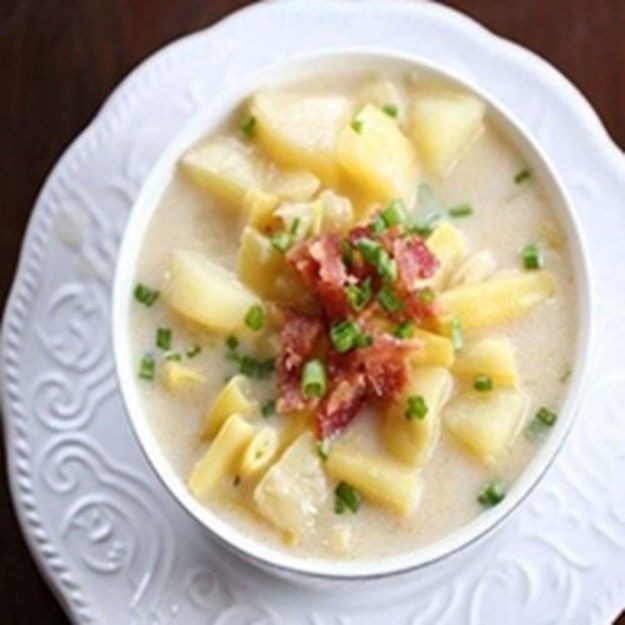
xmin=276 ymin=312 xmax=324 ymax=414
xmin=317 ymin=373 xmax=366 ymax=439
xmin=393 ymin=237 xmax=439 ymax=290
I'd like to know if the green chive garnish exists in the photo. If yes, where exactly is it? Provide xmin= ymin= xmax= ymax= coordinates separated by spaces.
xmin=240 ymin=355 xmax=275 ymax=379
xmin=351 ymin=119 xmax=363 ymax=133
xmin=270 ymin=231 xmax=292 ymax=254
xmin=186 ymin=344 xmax=202 ymax=358
xmin=377 ymin=251 xmax=398 ymax=283
xmin=356 ymin=238 xmax=381 ymax=264
xmin=245 ymin=304 xmax=266 ymax=331
xmin=448 ymin=203 xmax=473 ymax=218
xmin=535 ymin=406 xmax=557 ymax=426
xmin=240 ymin=115 xmax=256 ymax=138
xmin=226 ymin=335 xmax=239 ymax=351
xmin=346 ymin=277 xmax=372 ymax=312
xmin=330 ymin=320 xmax=361 ymax=353
xmin=164 ymin=352 xmax=182 ymax=361
xmin=382 ymin=102 xmax=399 ymax=118
xmin=514 ymin=168 xmax=531 ymax=184
xmin=335 ymin=481 xmax=362 ymax=514
xmin=139 ymin=354 xmax=155 ymax=380
xmin=134 ymin=282 xmax=159 ymax=307
xmin=477 ymin=480 xmax=506 ymax=507
xmin=261 ymin=399 xmax=276 ymax=418
xmin=450 ymin=318 xmax=463 ymax=352
xmin=156 ymin=327 xmax=172 ymax=350
xmin=418 ymin=287 xmax=434 ymax=304
xmin=521 ymin=243 xmax=543 ymax=270
xmin=302 ymin=359 xmax=327 ymax=398
xmin=370 ymin=214 xmax=387 ymax=235
xmin=377 ymin=286 xmax=403 ymax=313
xmin=560 ymin=367 xmax=572 ymax=383
xmin=290 ymin=217 xmax=301 ymax=235
xmin=381 ymin=198 xmax=406 ymax=227
xmin=473 ymin=375 xmax=493 ymax=392
xmin=354 ymin=333 xmax=373 ymax=348
xmin=341 ymin=239 xmax=353 ymax=266
xmin=405 ymin=395 xmax=428 ymax=421
xmin=318 ymin=438 xmax=331 ymax=460
xmin=394 ymin=320 xmax=415 ymax=339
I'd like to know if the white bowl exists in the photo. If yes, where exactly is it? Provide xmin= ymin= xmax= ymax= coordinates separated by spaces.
xmin=112 ymin=49 xmax=593 ymax=582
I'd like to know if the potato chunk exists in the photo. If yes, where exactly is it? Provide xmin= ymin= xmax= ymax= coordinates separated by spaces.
xmin=251 ymin=91 xmax=350 ymax=185
xmin=163 ymin=250 xmax=260 ymax=334
xmin=161 ymin=361 xmax=205 ymax=392
xmin=239 ymin=427 xmax=279 ymax=479
xmin=409 ymin=89 xmax=486 ymax=176
xmin=337 ymin=104 xmax=421 ymax=204
xmin=449 ymin=250 xmax=496 ymax=287
xmin=254 ymin=432 xmax=328 ymax=539
xmin=383 ymin=366 xmax=452 ymax=467
xmin=244 ymin=188 xmax=280 ymax=230
xmin=268 ymin=170 xmax=320 ymax=201
xmin=444 ymin=389 xmax=528 ymax=465
xmin=426 ymin=222 xmax=467 ymax=290
xmin=451 ymin=336 xmax=519 ymax=387
xmin=410 ymin=328 xmax=455 ymax=367
xmin=201 ymin=374 xmax=256 ymax=439
xmin=438 ymin=271 xmax=556 ymax=330
xmin=181 ymin=137 xmax=264 ymax=205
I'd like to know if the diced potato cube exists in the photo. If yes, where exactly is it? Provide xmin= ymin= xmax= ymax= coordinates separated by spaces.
xmin=438 ymin=271 xmax=556 ymax=330
xmin=444 ymin=389 xmax=528 ymax=465
xmin=189 ymin=414 xmax=255 ymax=498
xmin=452 ymin=336 xmax=519 ymax=387
xmin=244 ymin=188 xmax=280 ymax=230
xmin=337 ymin=104 xmax=421 ymax=204
xmin=201 ymin=375 xmax=256 ymax=439
xmin=410 ymin=328 xmax=455 ymax=367
xmin=274 ymin=200 xmax=323 ymax=240
xmin=426 ymin=222 xmax=467 ymax=290
xmin=318 ymin=190 xmax=355 ymax=232
xmin=251 ymin=91 xmax=350 ymax=185
xmin=161 ymin=361 xmax=205 ymax=392
xmin=409 ymin=89 xmax=486 ymax=176
xmin=163 ymin=250 xmax=260 ymax=335
xmin=254 ymin=432 xmax=329 ymax=538
xmin=449 ymin=250 xmax=496 ymax=287
xmin=268 ymin=170 xmax=321 ymax=201
xmin=181 ymin=137 xmax=264 ymax=205
xmin=383 ymin=366 xmax=452 ymax=467
xmin=239 ymin=427 xmax=279 ymax=479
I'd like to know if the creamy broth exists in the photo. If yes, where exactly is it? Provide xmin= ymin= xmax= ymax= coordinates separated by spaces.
xmin=129 ymin=71 xmax=576 ymax=561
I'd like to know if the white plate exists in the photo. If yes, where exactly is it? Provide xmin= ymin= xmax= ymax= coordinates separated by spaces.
xmin=3 ymin=1 xmax=625 ymax=623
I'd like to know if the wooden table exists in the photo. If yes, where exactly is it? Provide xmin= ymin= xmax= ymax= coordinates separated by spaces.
xmin=1 ymin=1 xmax=623 ymax=622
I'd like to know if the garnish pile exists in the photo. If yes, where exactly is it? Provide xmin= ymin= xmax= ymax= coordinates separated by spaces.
xmin=275 ymin=199 xmax=440 ymax=440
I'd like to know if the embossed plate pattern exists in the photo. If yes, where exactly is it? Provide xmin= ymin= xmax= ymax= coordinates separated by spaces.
xmin=3 ymin=1 xmax=625 ymax=623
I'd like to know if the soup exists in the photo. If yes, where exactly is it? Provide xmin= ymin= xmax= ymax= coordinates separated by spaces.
xmin=129 ymin=70 xmax=576 ymax=561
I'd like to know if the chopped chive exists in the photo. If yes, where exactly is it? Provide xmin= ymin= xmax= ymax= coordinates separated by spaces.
xmin=226 ymin=335 xmax=239 ymax=351
xmin=240 ymin=355 xmax=275 ymax=379
xmin=164 ymin=352 xmax=182 ymax=361
xmin=535 ymin=406 xmax=557 ymax=426
xmin=351 ymin=118 xmax=363 ymax=133
xmin=473 ymin=375 xmax=493 ymax=392
xmin=521 ymin=242 xmax=543 ymax=270
xmin=477 ymin=479 xmax=506 ymax=507
xmin=381 ymin=198 xmax=406 ymax=228
xmin=134 ymin=282 xmax=159 ymax=307
xmin=335 ymin=481 xmax=362 ymax=514
xmin=377 ymin=286 xmax=403 ymax=313
xmin=261 ymin=399 xmax=276 ymax=418
xmin=382 ymin=102 xmax=399 ymax=118
xmin=330 ymin=320 xmax=361 ymax=353
xmin=450 ymin=318 xmax=463 ymax=352
xmin=354 ymin=333 xmax=373 ymax=348
xmin=341 ymin=239 xmax=353 ymax=266
xmin=290 ymin=217 xmax=301 ymax=235
xmin=514 ymin=168 xmax=531 ymax=184
xmin=355 ymin=238 xmax=396 ymax=283
xmin=138 ymin=354 xmax=155 ymax=381
xmin=302 ymin=359 xmax=327 ymax=398
xmin=377 ymin=253 xmax=398 ymax=283
xmin=394 ymin=320 xmax=415 ymax=339
xmin=225 ymin=350 xmax=241 ymax=363
xmin=270 ymin=231 xmax=292 ymax=254
xmin=239 ymin=115 xmax=256 ymax=138
xmin=155 ymin=327 xmax=172 ymax=350
xmin=356 ymin=238 xmax=382 ymax=264
xmin=346 ymin=277 xmax=372 ymax=312
xmin=407 ymin=212 xmax=442 ymax=238
xmin=560 ymin=367 xmax=572 ymax=383
xmin=318 ymin=438 xmax=331 ymax=460
xmin=448 ymin=203 xmax=473 ymax=218
xmin=405 ymin=395 xmax=428 ymax=421
xmin=418 ymin=287 xmax=435 ymax=304
xmin=244 ymin=304 xmax=266 ymax=331
xmin=370 ymin=214 xmax=387 ymax=235
xmin=186 ymin=344 xmax=202 ymax=358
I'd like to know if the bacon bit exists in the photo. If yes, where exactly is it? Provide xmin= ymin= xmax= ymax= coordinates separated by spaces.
xmin=393 ymin=237 xmax=439 ymax=290
xmin=277 ymin=312 xmax=324 ymax=413
xmin=317 ymin=374 xmax=366 ymax=439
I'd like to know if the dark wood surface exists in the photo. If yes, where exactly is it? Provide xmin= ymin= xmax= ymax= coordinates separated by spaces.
xmin=0 ymin=1 xmax=623 ymax=623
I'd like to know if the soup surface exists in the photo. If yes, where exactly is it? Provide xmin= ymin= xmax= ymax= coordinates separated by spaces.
xmin=129 ymin=69 xmax=576 ymax=561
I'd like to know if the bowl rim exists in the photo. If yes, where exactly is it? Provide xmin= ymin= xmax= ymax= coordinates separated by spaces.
xmin=112 ymin=46 xmax=593 ymax=581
